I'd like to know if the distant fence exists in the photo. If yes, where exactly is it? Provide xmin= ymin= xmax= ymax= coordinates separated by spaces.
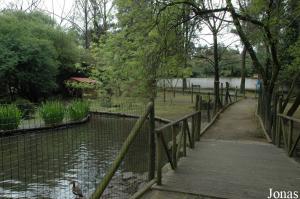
xmin=158 ymin=77 xmax=258 ymax=91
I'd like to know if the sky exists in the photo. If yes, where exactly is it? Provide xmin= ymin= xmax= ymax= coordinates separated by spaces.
xmin=0 ymin=0 xmax=241 ymax=50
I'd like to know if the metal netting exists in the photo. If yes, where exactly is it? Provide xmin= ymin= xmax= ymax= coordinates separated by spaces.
xmin=0 ymin=100 xmax=155 ymax=199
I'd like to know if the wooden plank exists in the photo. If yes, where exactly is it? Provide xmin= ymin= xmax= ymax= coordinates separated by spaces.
xmin=160 ymin=133 xmax=175 ymax=170
xmin=151 ymin=140 xmax=300 ymax=199
xmin=156 ymin=111 xmax=200 ymax=132
xmin=277 ymin=114 xmax=300 ymax=123
xmin=172 ymin=126 xmax=177 ymax=168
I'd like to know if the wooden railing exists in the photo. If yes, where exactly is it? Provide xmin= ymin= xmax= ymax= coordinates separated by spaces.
xmin=91 ymin=102 xmax=155 ymax=199
xmin=155 ymin=97 xmax=202 ymax=185
xmin=257 ymin=86 xmax=300 ymax=158
xmin=276 ymin=114 xmax=300 ymax=157
xmin=91 ymin=85 xmax=239 ymax=198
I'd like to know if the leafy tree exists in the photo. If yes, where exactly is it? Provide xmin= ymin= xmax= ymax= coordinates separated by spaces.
xmin=91 ymin=0 xmax=192 ymax=98
xmin=0 ymin=11 xmax=80 ymax=102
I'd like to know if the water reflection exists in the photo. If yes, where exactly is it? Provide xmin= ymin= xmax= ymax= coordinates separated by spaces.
xmin=0 ymin=114 xmax=151 ymax=199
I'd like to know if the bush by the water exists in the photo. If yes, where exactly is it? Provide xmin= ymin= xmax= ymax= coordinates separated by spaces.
xmin=15 ymin=98 xmax=36 ymax=119
xmin=0 ymin=105 xmax=22 ymax=130
xmin=68 ymin=100 xmax=90 ymax=121
xmin=39 ymin=101 xmax=65 ymax=125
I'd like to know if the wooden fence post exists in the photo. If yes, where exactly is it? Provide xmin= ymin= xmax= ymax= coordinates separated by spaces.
xmin=225 ymin=82 xmax=229 ymax=105
xmin=195 ymin=95 xmax=200 ymax=110
xmin=191 ymin=84 xmax=194 ymax=103
xmin=172 ymin=126 xmax=177 ymax=168
xmin=163 ymin=80 xmax=166 ymax=103
xmin=220 ymin=83 xmax=223 ymax=106
xmin=156 ymin=132 xmax=162 ymax=185
xmin=208 ymin=93 xmax=211 ymax=122
xmin=276 ymin=96 xmax=283 ymax=147
xmin=173 ymin=87 xmax=176 ymax=97
xmin=198 ymin=96 xmax=202 ymax=141
xmin=148 ymin=102 xmax=155 ymax=181
xmin=191 ymin=115 xmax=195 ymax=148
xmin=235 ymin=86 xmax=238 ymax=102
xmin=288 ymin=120 xmax=294 ymax=155
xmin=272 ymin=93 xmax=278 ymax=144
xmin=195 ymin=95 xmax=200 ymax=141
xmin=183 ymin=121 xmax=187 ymax=156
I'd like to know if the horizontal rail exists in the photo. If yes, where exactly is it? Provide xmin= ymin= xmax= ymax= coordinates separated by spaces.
xmin=155 ymin=111 xmax=201 ymax=132
xmin=277 ymin=114 xmax=300 ymax=123
xmin=91 ymin=102 xmax=154 ymax=199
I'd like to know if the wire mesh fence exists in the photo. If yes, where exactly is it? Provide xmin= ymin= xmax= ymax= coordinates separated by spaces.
xmin=0 ymin=100 xmax=157 ymax=199
xmin=0 ymin=85 xmax=239 ymax=199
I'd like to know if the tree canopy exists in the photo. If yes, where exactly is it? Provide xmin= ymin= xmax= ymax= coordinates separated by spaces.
xmin=0 ymin=10 xmax=80 ymax=101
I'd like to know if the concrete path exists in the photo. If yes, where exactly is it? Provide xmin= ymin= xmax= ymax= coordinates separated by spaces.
xmin=140 ymin=99 xmax=300 ymax=199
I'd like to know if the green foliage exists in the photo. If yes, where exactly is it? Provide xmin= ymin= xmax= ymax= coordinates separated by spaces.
xmin=0 ymin=104 xmax=21 ymax=130
xmin=0 ymin=11 xmax=79 ymax=101
xmin=68 ymin=100 xmax=90 ymax=121
xmin=39 ymin=101 xmax=65 ymax=125
xmin=91 ymin=0 xmax=192 ymax=98
xmin=15 ymin=98 xmax=35 ymax=119
xmin=192 ymin=46 xmax=254 ymax=77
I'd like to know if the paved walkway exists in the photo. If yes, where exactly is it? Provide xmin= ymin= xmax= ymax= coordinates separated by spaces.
xmin=141 ymin=99 xmax=300 ymax=199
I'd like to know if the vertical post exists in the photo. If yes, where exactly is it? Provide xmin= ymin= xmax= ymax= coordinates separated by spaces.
xmin=195 ymin=94 xmax=201 ymax=141
xmin=195 ymin=95 xmax=200 ymax=111
xmin=220 ymin=83 xmax=223 ymax=106
xmin=198 ymin=96 xmax=202 ymax=140
xmin=172 ymin=126 xmax=177 ymax=168
xmin=173 ymin=87 xmax=176 ymax=97
xmin=288 ymin=120 xmax=294 ymax=154
xmin=148 ymin=102 xmax=155 ymax=181
xmin=225 ymin=82 xmax=229 ymax=105
xmin=191 ymin=84 xmax=194 ymax=103
xmin=183 ymin=121 xmax=187 ymax=156
xmin=235 ymin=86 xmax=238 ymax=102
xmin=208 ymin=93 xmax=211 ymax=122
xmin=272 ymin=93 xmax=278 ymax=144
xmin=276 ymin=96 xmax=283 ymax=147
xmin=191 ymin=116 xmax=195 ymax=148
xmin=156 ymin=131 xmax=162 ymax=185
xmin=163 ymin=80 xmax=166 ymax=103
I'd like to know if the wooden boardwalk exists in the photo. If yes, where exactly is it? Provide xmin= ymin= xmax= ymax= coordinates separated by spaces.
xmin=141 ymin=99 xmax=300 ymax=199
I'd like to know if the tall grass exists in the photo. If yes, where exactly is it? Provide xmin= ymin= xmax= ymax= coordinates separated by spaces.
xmin=0 ymin=104 xmax=22 ymax=130
xmin=39 ymin=101 xmax=65 ymax=125
xmin=68 ymin=100 xmax=90 ymax=121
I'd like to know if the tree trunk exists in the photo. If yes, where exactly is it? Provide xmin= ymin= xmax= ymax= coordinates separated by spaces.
xmin=240 ymin=46 xmax=246 ymax=94
xmin=213 ymin=31 xmax=221 ymax=111
xmin=84 ymin=0 xmax=89 ymax=49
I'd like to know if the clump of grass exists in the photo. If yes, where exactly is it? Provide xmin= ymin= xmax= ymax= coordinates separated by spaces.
xmin=39 ymin=101 xmax=65 ymax=125
xmin=0 ymin=104 xmax=22 ymax=130
xmin=68 ymin=100 xmax=90 ymax=121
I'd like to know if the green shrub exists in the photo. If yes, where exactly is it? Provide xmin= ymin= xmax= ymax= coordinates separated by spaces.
xmin=0 ymin=104 xmax=22 ymax=130
xmin=68 ymin=100 xmax=90 ymax=121
xmin=15 ymin=98 xmax=36 ymax=119
xmin=39 ymin=101 xmax=65 ymax=125
xmin=100 ymin=96 xmax=112 ymax=108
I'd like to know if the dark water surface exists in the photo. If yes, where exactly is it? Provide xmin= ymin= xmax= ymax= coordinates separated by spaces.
xmin=0 ymin=114 xmax=152 ymax=199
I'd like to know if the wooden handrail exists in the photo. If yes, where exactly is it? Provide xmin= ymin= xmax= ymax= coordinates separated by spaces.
xmin=277 ymin=114 xmax=300 ymax=123
xmin=155 ymin=111 xmax=201 ymax=132
xmin=91 ymin=102 xmax=154 ymax=199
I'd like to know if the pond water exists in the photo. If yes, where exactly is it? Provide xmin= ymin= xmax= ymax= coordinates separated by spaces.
xmin=0 ymin=114 xmax=155 ymax=199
